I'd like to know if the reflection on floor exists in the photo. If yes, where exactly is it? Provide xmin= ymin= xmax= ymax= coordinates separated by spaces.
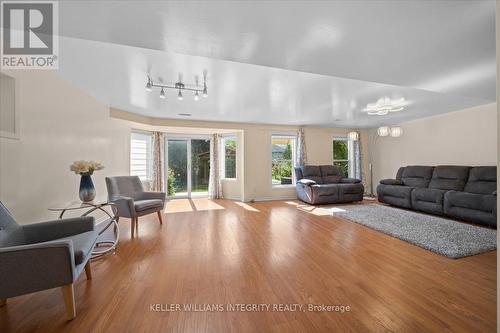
xmin=284 ymin=200 xmax=352 ymax=216
xmin=165 ymin=198 xmax=225 ymax=213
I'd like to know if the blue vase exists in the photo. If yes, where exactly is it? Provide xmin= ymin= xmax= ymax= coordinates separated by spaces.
xmin=79 ymin=175 xmax=96 ymax=202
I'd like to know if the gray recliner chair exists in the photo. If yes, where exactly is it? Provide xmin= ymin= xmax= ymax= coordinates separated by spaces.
xmin=0 ymin=201 xmax=97 ymax=320
xmin=105 ymin=176 xmax=166 ymax=237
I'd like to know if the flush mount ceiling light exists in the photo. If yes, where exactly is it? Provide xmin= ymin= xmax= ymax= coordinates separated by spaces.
xmin=146 ymin=70 xmax=208 ymax=101
xmin=364 ymin=97 xmax=407 ymax=116
xmin=377 ymin=126 xmax=403 ymax=137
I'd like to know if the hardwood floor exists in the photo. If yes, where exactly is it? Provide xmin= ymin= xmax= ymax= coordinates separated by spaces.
xmin=0 ymin=199 xmax=496 ymax=332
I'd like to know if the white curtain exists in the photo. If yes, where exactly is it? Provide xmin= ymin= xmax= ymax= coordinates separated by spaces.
xmin=151 ymin=132 xmax=164 ymax=192
xmin=208 ymin=134 xmax=223 ymax=199
xmin=296 ymin=127 xmax=307 ymax=166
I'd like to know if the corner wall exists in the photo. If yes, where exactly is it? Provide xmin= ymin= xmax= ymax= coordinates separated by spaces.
xmin=0 ymin=70 xmax=131 ymax=223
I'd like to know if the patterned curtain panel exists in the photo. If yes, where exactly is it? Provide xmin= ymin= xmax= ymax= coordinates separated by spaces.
xmin=296 ymin=127 xmax=307 ymax=166
xmin=354 ymin=139 xmax=361 ymax=179
xmin=208 ymin=134 xmax=223 ymax=199
xmin=352 ymin=133 xmax=366 ymax=191
xmin=151 ymin=131 xmax=165 ymax=192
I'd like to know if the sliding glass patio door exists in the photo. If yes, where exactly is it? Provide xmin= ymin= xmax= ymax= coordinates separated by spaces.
xmin=166 ymin=136 xmax=211 ymax=198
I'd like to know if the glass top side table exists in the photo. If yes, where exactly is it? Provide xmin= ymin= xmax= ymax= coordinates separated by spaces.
xmin=48 ymin=199 xmax=119 ymax=258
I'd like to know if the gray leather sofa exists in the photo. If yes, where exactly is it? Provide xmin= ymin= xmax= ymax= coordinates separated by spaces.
xmin=294 ymin=165 xmax=364 ymax=204
xmin=377 ymin=165 xmax=497 ymax=227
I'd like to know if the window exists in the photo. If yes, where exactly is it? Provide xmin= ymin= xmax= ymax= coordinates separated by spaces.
xmin=130 ymin=131 xmax=153 ymax=181
xmin=271 ymin=135 xmax=296 ymax=186
xmin=333 ymin=137 xmax=349 ymax=177
xmin=221 ymin=136 xmax=237 ymax=179
xmin=333 ymin=136 xmax=360 ymax=178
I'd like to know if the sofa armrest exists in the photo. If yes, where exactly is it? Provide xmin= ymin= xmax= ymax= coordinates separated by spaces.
xmin=298 ymin=179 xmax=317 ymax=186
xmin=380 ymin=179 xmax=402 ymax=186
xmin=340 ymin=178 xmax=361 ymax=184
xmin=0 ymin=240 xmax=75 ymax=298
xmin=23 ymin=216 xmax=95 ymax=244
xmin=109 ymin=196 xmax=136 ymax=218
xmin=137 ymin=191 xmax=166 ymax=203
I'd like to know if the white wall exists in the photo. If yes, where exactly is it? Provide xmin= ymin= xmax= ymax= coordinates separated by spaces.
xmin=371 ymin=103 xmax=497 ymax=190
xmin=0 ymin=70 xmax=131 ymax=223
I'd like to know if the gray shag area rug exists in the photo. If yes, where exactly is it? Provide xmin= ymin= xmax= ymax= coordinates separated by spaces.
xmin=329 ymin=204 xmax=496 ymax=259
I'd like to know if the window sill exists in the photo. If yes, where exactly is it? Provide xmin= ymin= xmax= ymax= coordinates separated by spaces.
xmin=221 ymin=178 xmax=237 ymax=181
xmin=272 ymin=184 xmax=296 ymax=189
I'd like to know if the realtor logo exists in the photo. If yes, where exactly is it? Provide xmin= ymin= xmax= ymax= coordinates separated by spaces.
xmin=1 ymin=1 xmax=58 ymax=69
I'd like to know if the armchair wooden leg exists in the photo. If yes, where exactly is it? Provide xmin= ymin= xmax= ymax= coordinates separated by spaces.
xmin=61 ymin=284 xmax=76 ymax=320
xmin=131 ymin=218 xmax=136 ymax=238
xmin=157 ymin=211 xmax=164 ymax=225
xmin=0 ymin=299 xmax=6 ymax=307
xmin=84 ymin=261 xmax=92 ymax=280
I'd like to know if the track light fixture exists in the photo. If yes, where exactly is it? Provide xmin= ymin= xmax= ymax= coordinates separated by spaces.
xmin=145 ymin=77 xmax=152 ymax=92
xmin=145 ymin=72 xmax=208 ymax=101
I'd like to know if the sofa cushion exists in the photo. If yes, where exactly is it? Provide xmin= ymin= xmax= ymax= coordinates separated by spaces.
xmin=401 ymin=166 xmax=434 ymax=188
xmin=134 ymin=199 xmax=163 ymax=212
xmin=312 ymin=184 xmax=338 ymax=197
xmin=377 ymin=184 xmax=413 ymax=209
xmin=300 ymin=166 xmax=323 ymax=184
xmin=444 ymin=191 xmax=496 ymax=213
xmin=319 ymin=165 xmax=342 ymax=184
xmin=428 ymin=166 xmax=470 ymax=191
xmin=464 ymin=166 xmax=497 ymax=195
xmin=412 ymin=188 xmax=447 ymax=203
xmin=411 ymin=188 xmax=447 ymax=215
xmin=61 ymin=230 xmax=97 ymax=265
xmin=338 ymin=183 xmax=364 ymax=195
xmin=444 ymin=191 xmax=496 ymax=226
xmin=378 ymin=184 xmax=414 ymax=199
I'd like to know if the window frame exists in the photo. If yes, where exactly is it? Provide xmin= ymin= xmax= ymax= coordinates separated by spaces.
xmin=220 ymin=135 xmax=237 ymax=180
xmin=270 ymin=133 xmax=297 ymax=188
xmin=130 ymin=130 xmax=153 ymax=183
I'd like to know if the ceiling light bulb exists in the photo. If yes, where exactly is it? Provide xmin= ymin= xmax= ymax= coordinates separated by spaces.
xmin=178 ymin=89 xmax=183 ymax=100
xmin=390 ymin=126 xmax=403 ymax=137
xmin=194 ymin=91 xmax=199 ymax=101
xmin=145 ymin=79 xmax=152 ymax=92
xmin=160 ymin=88 xmax=166 ymax=99
xmin=347 ymin=131 xmax=359 ymax=141
xmin=377 ymin=126 xmax=390 ymax=137
xmin=202 ymin=84 xmax=208 ymax=98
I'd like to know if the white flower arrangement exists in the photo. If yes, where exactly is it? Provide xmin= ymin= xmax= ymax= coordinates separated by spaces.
xmin=70 ymin=160 xmax=104 ymax=176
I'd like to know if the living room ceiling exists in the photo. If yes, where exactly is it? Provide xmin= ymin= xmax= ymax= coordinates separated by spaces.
xmin=54 ymin=0 xmax=496 ymax=127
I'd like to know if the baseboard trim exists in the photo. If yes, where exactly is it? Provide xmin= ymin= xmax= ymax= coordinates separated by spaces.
xmin=244 ymin=195 xmax=297 ymax=202
xmin=222 ymin=195 xmax=243 ymax=201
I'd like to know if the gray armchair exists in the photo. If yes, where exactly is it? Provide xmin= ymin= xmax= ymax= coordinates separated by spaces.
xmin=0 ymin=201 xmax=97 ymax=320
xmin=105 ymin=176 xmax=166 ymax=237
